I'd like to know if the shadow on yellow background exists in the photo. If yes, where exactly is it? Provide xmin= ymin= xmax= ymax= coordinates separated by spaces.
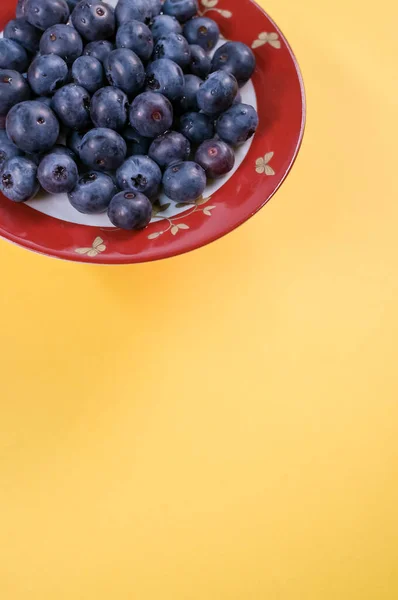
xmin=1 ymin=0 xmax=398 ymax=598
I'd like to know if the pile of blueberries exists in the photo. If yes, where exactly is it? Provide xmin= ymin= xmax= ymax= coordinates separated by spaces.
xmin=0 ymin=0 xmax=258 ymax=230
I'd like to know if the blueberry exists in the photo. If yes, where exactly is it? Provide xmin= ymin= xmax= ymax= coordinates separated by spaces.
xmin=189 ymin=44 xmax=211 ymax=78
xmin=0 ymin=156 xmax=39 ymax=202
xmin=40 ymin=24 xmax=83 ymax=65
xmin=116 ymin=155 xmax=161 ymax=199
xmin=196 ymin=70 xmax=238 ymax=115
xmin=148 ymin=131 xmax=190 ymax=169
xmin=45 ymin=143 xmax=77 ymax=160
xmin=163 ymin=160 xmax=205 ymax=203
xmin=79 ymin=127 xmax=127 ymax=171
xmin=179 ymin=74 xmax=202 ymax=112
xmin=52 ymin=84 xmax=91 ymax=130
xmin=116 ymin=20 xmax=153 ymax=63
xmin=194 ymin=138 xmax=234 ymax=178
xmin=84 ymin=40 xmax=114 ymax=63
xmin=122 ymin=126 xmax=150 ymax=156
xmin=4 ymin=18 xmax=42 ymax=54
xmin=16 ymin=0 xmax=28 ymax=18
xmin=28 ymin=54 xmax=69 ymax=96
xmin=71 ymin=0 xmax=115 ymax=41
xmin=108 ymin=190 xmax=152 ymax=230
xmin=163 ymin=0 xmax=198 ymax=23
xmin=145 ymin=58 xmax=184 ymax=101
xmin=0 ymin=130 xmax=23 ymax=170
xmin=115 ymin=0 xmax=155 ymax=26
xmin=150 ymin=15 xmax=182 ymax=42
xmin=68 ymin=170 xmax=116 ymax=213
xmin=6 ymin=101 xmax=60 ymax=153
xmin=153 ymin=33 xmax=191 ymax=68
xmin=66 ymin=129 xmax=85 ymax=155
xmin=104 ymin=48 xmax=145 ymax=96
xmin=0 ymin=39 xmax=29 ymax=73
xmin=0 ymin=70 xmax=31 ymax=119
xmin=72 ymin=56 xmax=104 ymax=94
xmin=25 ymin=0 xmax=70 ymax=31
xmin=90 ymin=86 xmax=128 ymax=131
xmin=216 ymin=103 xmax=258 ymax=145
xmin=178 ymin=111 xmax=213 ymax=145
xmin=129 ymin=91 xmax=173 ymax=138
xmin=211 ymin=41 xmax=255 ymax=86
xmin=183 ymin=17 xmax=219 ymax=51
xmin=38 ymin=152 xmax=78 ymax=193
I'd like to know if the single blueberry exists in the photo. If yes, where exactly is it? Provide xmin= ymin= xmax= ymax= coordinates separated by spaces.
xmin=145 ymin=58 xmax=184 ymax=101
xmin=28 ymin=54 xmax=69 ymax=96
xmin=38 ymin=152 xmax=78 ymax=193
xmin=91 ymin=86 xmax=128 ymax=131
xmin=0 ymin=130 xmax=23 ymax=170
xmin=79 ymin=127 xmax=127 ymax=171
xmin=4 ymin=18 xmax=42 ymax=54
xmin=0 ymin=39 xmax=29 ymax=73
xmin=183 ymin=17 xmax=219 ymax=51
xmin=211 ymin=41 xmax=256 ymax=86
xmin=84 ymin=40 xmax=114 ymax=63
xmin=163 ymin=160 xmax=206 ymax=203
xmin=115 ymin=0 xmax=155 ymax=26
xmin=0 ymin=70 xmax=31 ymax=118
xmin=150 ymin=15 xmax=182 ymax=42
xmin=194 ymin=138 xmax=235 ymax=178
xmin=148 ymin=131 xmax=190 ymax=169
xmin=108 ymin=190 xmax=152 ymax=230
xmin=72 ymin=56 xmax=104 ymax=94
xmin=129 ymin=91 xmax=173 ymax=138
xmin=6 ymin=101 xmax=60 ymax=153
xmin=0 ymin=156 xmax=39 ymax=202
xmin=179 ymin=74 xmax=202 ymax=112
xmin=71 ymin=0 xmax=115 ymax=41
xmin=52 ymin=84 xmax=92 ymax=130
xmin=189 ymin=44 xmax=211 ymax=78
xmin=104 ymin=48 xmax=145 ymax=96
xmin=216 ymin=103 xmax=259 ymax=145
xmin=40 ymin=24 xmax=83 ymax=65
xmin=116 ymin=155 xmax=161 ymax=199
xmin=122 ymin=126 xmax=150 ymax=156
xmin=196 ymin=70 xmax=238 ymax=115
xmin=178 ymin=111 xmax=214 ymax=145
xmin=25 ymin=0 xmax=70 ymax=31
xmin=116 ymin=20 xmax=154 ymax=63
xmin=68 ymin=170 xmax=117 ymax=213
xmin=163 ymin=0 xmax=198 ymax=23
xmin=153 ymin=33 xmax=191 ymax=68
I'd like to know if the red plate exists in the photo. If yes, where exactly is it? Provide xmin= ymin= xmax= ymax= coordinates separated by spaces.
xmin=0 ymin=0 xmax=305 ymax=264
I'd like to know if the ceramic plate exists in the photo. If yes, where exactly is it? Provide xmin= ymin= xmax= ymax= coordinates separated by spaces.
xmin=0 ymin=0 xmax=305 ymax=263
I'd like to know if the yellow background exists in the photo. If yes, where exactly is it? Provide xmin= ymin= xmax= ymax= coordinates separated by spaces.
xmin=1 ymin=0 xmax=398 ymax=597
